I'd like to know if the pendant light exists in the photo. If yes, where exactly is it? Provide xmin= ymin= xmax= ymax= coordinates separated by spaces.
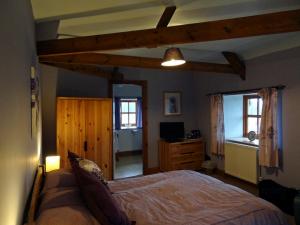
xmin=161 ymin=47 xmax=186 ymax=66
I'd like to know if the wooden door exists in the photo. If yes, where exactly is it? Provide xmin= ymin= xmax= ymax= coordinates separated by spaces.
xmin=85 ymin=99 xmax=112 ymax=180
xmin=57 ymin=98 xmax=86 ymax=168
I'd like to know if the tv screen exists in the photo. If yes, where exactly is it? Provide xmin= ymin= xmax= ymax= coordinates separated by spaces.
xmin=160 ymin=122 xmax=184 ymax=141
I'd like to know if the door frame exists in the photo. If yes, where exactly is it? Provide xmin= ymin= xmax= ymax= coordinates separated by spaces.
xmin=109 ymin=80 xmax=148 ymax=175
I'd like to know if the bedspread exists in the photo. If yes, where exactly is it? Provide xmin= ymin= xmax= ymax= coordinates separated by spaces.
xmin=109 ymin=170 xmax=288 ymax=225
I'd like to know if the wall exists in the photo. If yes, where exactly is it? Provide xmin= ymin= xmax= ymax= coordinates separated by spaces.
xmin=113 ymin=84 xmax=142 ymax=153
xmin=121 ymin=68 xmax=198 ymax=167
xmin=41 ymin=66 xmax=198 ymax=168
xmin=40 ymin=66 xmax=108 ymax=156
xmin=0 ymin=0 xmax=41 ymax=225
xmin=194 ymin=47 xmax=300 ymax=188
xmin=223 ymin=95 xmax=243 ymax=139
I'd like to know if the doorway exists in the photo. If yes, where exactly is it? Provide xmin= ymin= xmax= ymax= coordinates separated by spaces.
xmin=110 ymin=80 xmax=148 ymax=179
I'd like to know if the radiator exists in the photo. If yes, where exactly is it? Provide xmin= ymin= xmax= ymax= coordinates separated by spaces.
xmin=225 ymin=142 xmax=258 ymax=184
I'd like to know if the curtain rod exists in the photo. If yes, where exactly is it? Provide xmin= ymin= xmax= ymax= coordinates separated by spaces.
xmin=206 ymin=85 xmax=285 ymax=96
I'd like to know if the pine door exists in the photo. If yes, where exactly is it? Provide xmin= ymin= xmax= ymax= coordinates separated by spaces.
xmin=56 ymin=98 xmax=86 ymax=168
xmin=85 ymin=99 xmax=112 ymax=180
xmin=56 ymin=98 xmax=112 ymax=180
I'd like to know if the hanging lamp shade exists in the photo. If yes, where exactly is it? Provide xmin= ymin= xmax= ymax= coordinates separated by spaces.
xmin=161 ymin=47 xmax=186 ymax=66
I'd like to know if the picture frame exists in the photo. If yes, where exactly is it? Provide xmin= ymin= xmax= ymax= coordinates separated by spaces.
xmin=164 ymin=92 xmax=182 ymax=116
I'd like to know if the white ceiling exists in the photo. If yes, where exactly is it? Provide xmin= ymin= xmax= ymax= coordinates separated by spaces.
xmin=31 ymin=0 xmax=300 ymax=62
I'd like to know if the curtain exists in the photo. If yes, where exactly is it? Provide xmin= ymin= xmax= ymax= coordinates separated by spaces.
xmin=258 ymin=88 xmax=279 ymax=167
xmin=210 ymin=95 xmax=225 ymax=156
xmin=114 ymin=97 xmax=121 ymax=130
xmin=137 ymin=97 xmax=143 ymax=128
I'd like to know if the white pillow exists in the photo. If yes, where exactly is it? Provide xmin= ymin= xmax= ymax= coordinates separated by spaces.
xmin=77 ymin=158 xmax=107 ymax=185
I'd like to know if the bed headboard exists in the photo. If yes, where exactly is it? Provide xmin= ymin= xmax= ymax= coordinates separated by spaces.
xmin=24 ymin=165 xmax=44 ymax=225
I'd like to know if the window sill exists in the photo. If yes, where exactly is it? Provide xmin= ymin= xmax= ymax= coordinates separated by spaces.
xmin=226 ymin=137 xmax=259 ymax=147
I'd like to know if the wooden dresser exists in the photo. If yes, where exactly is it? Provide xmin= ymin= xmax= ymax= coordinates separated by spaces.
xmin=159 ymin=138 xmax=205 ymax=172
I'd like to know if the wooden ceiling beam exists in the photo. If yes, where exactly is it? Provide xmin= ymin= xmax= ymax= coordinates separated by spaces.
xmin=222 ymin=52 xmax=246 ymax=80
xmin=41 ymin=61 xmax=124 ymax=80
xmin=156 ymin=6 xmax=176 ymax=28
xmin=37 ymin=9 xmax=300 ymax=56
xmin=39 ymin=53 xmax=239 ymax=76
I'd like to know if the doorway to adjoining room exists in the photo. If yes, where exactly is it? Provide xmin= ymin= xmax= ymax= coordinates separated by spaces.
xmin=112 ymin=84 xmax=143 ymax=179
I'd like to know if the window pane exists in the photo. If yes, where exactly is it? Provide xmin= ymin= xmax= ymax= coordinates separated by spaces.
xmin=129 ymin=102 xmax=136 ymax=113
xmin=129 ymin=113 xmax=136 ymax=124
xmin=121 ymin=102 xmax=128 ymax=112
xmin=121 ymin=114 xmax=128 ymax=125
xmin=247 ymin=117 xmax=258 ymax=134
xmin=258 ymin=98 xmax=263 ymax=115
xmin=248 ymin=98 xmax=258 ymax=115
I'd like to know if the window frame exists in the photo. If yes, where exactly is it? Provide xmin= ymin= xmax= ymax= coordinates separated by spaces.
xmin=120 ymin=98 xmax=138 ymax=129
xmin=243 ymin=95 xmax=262 ymax=138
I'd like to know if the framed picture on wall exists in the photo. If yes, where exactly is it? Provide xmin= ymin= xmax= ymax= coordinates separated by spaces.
xmin=164 ymin=92 xmax=181 ymax=116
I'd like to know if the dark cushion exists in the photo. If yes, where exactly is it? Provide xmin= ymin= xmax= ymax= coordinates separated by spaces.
xmin=73 ymin=164 xmax=131 ymax=225
xmin=68 ymin=151 xmax=81 ymax=167
xmin=68 ymin=151 xmax=80 ymax=161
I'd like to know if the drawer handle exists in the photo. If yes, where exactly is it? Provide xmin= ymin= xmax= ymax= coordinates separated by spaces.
xmin=180 ymin=152 xmax=194 ymax=155
xmin=180 ymin=161 xmax=195 ymax=165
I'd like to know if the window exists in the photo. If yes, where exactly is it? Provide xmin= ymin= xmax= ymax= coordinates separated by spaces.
xmin=120 ymin=99 xmax=137 ymax=129
xmin=243 ymin=95 xmax=262 ymax=137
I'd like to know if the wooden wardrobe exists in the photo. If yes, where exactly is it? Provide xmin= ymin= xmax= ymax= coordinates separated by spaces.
xmin=56 ymin=97 xmax=112 ymax=180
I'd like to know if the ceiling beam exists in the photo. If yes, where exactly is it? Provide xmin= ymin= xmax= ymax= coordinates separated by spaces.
xmin=156 ymin=6 xmax=176 ymax=28
xmin=41 ymin=61 xmax=124 ymax=80
xmin=37 ymin=9 xmax=300 ymax=56
xmin=222 ymin=52 xmax=246 ymax=80
xmin=39 ymin=53 xmax=238 ymax=76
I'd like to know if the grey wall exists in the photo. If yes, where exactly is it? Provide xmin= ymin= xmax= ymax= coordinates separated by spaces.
xmin=121 ymin=68 xmax=198 ymax=167
xmin=194 ymin=47 xmax=300 ymax=188
xmin=41 ymin=66 xmax=198 ymax=168
xmin=40 ymin=66 xmax=108 ymax=156
xmin=224 ymin=95 xmax=243 ymax=139
xmin=0 ymin=0 xmax=41 ymax=224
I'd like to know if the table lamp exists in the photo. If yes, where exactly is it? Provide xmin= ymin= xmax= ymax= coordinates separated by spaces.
xmin=45 ymin=156 xmax=60 ymax=172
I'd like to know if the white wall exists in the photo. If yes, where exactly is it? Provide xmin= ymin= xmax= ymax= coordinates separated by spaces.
xmin=194 ymin=47 xmax=300 ymax=188
xmin=0 ymin=0 xmax=41 ymax=224
xmin=114 ymin=129 xmax=143 ymax=152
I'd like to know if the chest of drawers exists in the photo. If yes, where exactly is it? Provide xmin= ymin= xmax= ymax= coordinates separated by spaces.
xmin=159 ymin=139 xmax=205 ymax=171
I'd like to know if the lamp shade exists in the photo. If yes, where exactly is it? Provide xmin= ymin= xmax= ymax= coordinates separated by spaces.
xmin=161 ymin=47 xmax=186 ymax=66
xmin=45 ymin=156 xmax=60 ymax=172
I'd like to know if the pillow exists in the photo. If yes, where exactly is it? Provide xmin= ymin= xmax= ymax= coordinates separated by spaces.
xmin=68 ymin=151 xmax=80 ymax=164
xmin=36 ymin=206 xmax=100 ymax=225
xmin=39 ymin=187 xmax=83 ymax=215
xmin=42 ymin=169 xmax=77 ymax=194
xmin=77 ymin=158 xmax=108 ymax=185
xmin=73 ymin=164 xmax=131 ymax=225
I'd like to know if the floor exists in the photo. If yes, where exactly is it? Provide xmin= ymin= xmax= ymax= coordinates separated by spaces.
xmin=114 ymin=154 xmax=143 ymax=179
xmin=201 ymin=170 xmax=296 ymax=225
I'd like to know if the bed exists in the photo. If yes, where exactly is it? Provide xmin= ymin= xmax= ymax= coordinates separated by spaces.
xmin=26 ymin=167 xmax=289 ymax=225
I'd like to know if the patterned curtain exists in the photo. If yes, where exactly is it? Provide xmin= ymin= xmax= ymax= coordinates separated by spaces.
xmin=258 ymin=88 xmax=279 ymax=167
xmin=210 ymin=94 xmax=225 ymax=156
xmin=136 ymin=97 xmax=143 ymax=128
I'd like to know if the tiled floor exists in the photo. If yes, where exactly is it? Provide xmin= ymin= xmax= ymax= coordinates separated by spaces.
xmin=114 ymin=154 xmax=143 ymax=179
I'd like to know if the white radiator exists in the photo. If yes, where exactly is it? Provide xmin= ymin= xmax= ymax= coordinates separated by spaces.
xmin=225 ymin=142 xmax=258 ymax=184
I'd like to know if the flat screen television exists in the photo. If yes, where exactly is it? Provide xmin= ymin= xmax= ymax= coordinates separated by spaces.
xmin=160 ymin=122 xmax=184 ymax=142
